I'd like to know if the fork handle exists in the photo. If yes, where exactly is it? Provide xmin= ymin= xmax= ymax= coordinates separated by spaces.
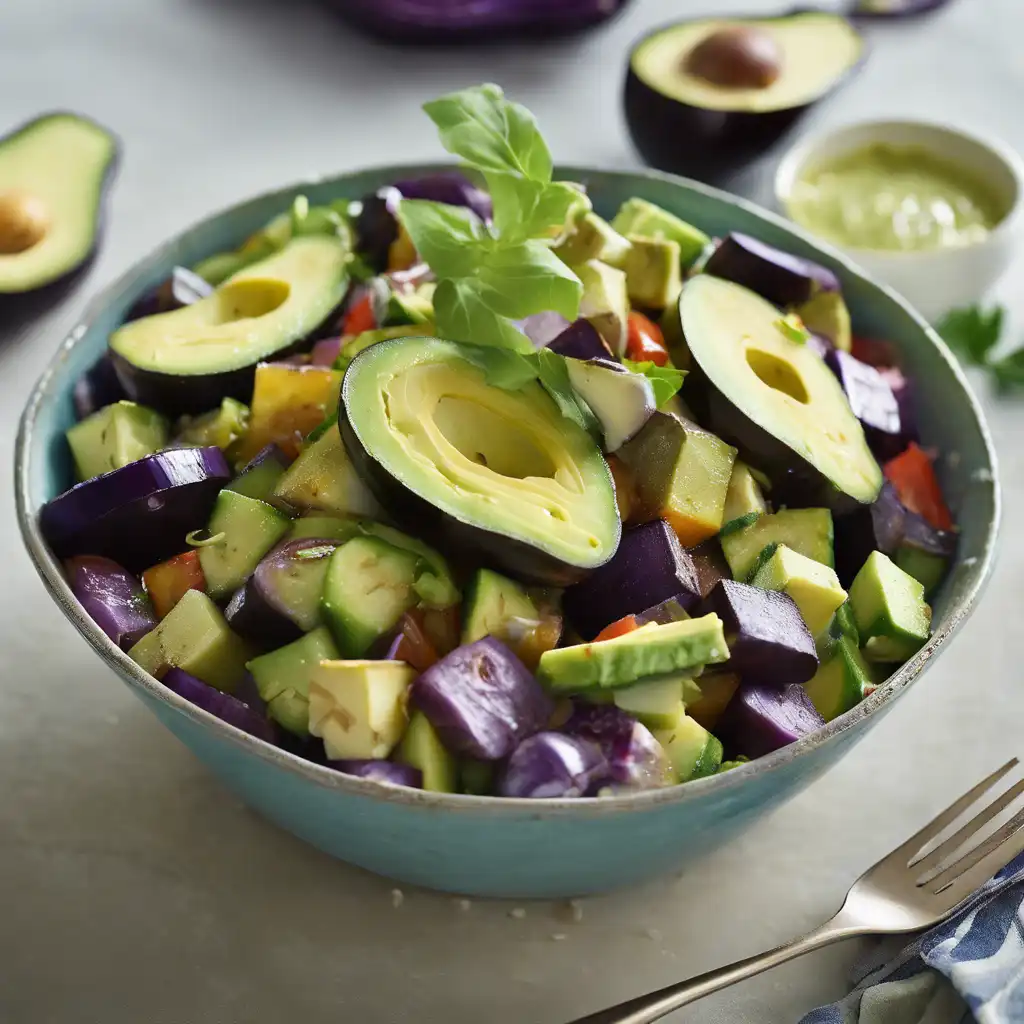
xmin=565 ymin=913 xmax=864 ymax=1024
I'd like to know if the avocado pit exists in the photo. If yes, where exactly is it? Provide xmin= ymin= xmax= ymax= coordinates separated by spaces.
xmin=684 ymin=26 xmax=782 ymax=90
xmin=0 ymin=190 xmax=50 ymax=254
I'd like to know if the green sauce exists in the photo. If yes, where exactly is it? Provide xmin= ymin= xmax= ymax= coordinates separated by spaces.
xmin=788 ymin=143 xmax=1005 ymax=252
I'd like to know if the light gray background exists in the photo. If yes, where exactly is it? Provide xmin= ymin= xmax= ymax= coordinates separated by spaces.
xmin=0 ymin=0 xmax=1019 ymax=1021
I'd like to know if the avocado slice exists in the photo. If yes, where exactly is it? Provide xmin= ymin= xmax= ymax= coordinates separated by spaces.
xmin=849 ymin=550 xmax=931 ymax=663
xmin=624 ymin=12 xmax=865 ymax=179
xmin=110 ymin=235 xmax=349 ymax=416
xmin=750 ymin=544 xmax=847 ymax=637
xmin=611 ymin=198 xmax=710 ymax=269
xmin=681 ymin=274 xmax=881 ymax=511
xmin=65 ymin=400 xmax=168 ymax=481
xmin=0 ymin=112 xmax=118 ymax=298
xmin=555 ymin=212 xmax=632 ymax=269
xmin=340 ymin=336 xmax=621 ymax=587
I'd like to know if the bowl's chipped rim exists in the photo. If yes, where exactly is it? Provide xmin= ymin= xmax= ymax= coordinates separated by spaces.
xmin=15 ymin=162 xmax=1001 ymax=818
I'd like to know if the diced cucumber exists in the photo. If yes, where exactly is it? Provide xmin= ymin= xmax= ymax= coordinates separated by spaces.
xmin=321 ymin=536 xmax=421 ymax=657
xmin=654 ymin=713 xmax=723 ymax=783
xmin=613 ymin=677 xmax=694 ymax=730
xmin=803 ymin=636 xmax=873 ymax=722
xmin=226 ymin=453 xmax=290 ymax=504
xmin=128 ymin=589 xmax=250 ymax=692
xmin=66 ymin=401 xmax=168 ymax=481
xmin=721 ymin=508 xmax=834 ymax=581
xmin=849 ymin=551 xmax=931 ymax=663
xmin=197 ymin=490 xmax=290 ymax=599
xmin=288 ymin=514 xmax=362 ymax=544
xmin=396 ymin=711 xmax=457 ymax=793
xmin=895 ymin=546 xmax=948 ymax=598
xmin=461 ymin=569 xmax=538 ymax=646
xmin=722 ymin=461 xmax=768 ymax=525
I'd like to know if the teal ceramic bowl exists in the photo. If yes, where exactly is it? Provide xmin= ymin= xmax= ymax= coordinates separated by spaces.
xmin=15 ymin=165 xmax=999 ymax=898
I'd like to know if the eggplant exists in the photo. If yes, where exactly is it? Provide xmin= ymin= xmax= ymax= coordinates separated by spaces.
xmin=124 ymin=265 xmax=213 ymax=321
xmin=64 ymin=555 xmax=157 ymax=651
xmin=698 ymin=580 xmax=817 ymax=687
xmin=329 ymin=0 xmax=633 ymax=42
xmin=162 ymin=667 xmax=277 ymax=742
xmin=498 ymin=732 xmax=607 ymax=799
xmin=310 ymin=336 xmax=343 ymax=367
xmin=547 ymin=319 xmax=613 ymax=361
xmin=329 ymin=759 xmax=423 ymax=788
xmin=563 ymin=520 xmax=701 ymax=640
xmin=636 ymin=595 xmax=693 ymax=626
xmin=411 ymin=637 xmax=552 ymax=761
xmin=562 ymin=704 xmax=672 ymax=791
xmin=392 ymin=172 xmax=493 ymax=223
xmin=826 ymin=349 xmax=905 ymax=460
xmin=226 ymin=538 xmax=338 ymax=647
xmin=39 ymin=446 xmax=231 ymax=573
xmin=565 ymin=358 xmax=656 ymax=452
xmin=72 ymin=352 xmax=127 ymax=421
xmin=688 ymin=539 xmax=731 ymax=599
xmin=879 ymin=365 xmax=919 ymax=445
xmin=517 ymin=311 xmax=571 ymax=348
xmin=716 ymin=681 xmax=825 ymax=759
xmin=702 ymin=233 xmax=840 ymax=308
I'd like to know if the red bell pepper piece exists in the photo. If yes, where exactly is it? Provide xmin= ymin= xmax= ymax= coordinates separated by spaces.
xmin=626 ymin=312 xmax=670 ymax=367
xmin=883 ymin=443 xmax=954 ymax=531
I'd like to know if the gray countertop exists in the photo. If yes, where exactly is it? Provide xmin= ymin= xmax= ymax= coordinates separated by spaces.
xmin=1 ymin=0 xmax=1021 ymax=1021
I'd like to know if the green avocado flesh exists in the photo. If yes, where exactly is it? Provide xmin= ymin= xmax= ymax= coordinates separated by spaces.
xmin=682 ymin=274 xmax=881 ymax=506
xmin=110 ymin=235 xmax=349 ymax=376
xmin=342 ymin=337 xmax=620 ymax=575
xmin=631 ymin=13 xmax=863 ymax=113
xmin=0 ymin=113 xmax=117 ymax=293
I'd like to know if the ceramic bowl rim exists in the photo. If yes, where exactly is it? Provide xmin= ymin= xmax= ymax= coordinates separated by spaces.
xmin=15 ymin=160 xmax=1001 ymax=820
xmin=774 ymin=117 xmax=1024 ymax=261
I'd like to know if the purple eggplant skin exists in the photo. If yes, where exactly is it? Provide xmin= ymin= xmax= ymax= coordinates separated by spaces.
xmin=698 ymin=580 xmax=817 ymax=687
xmin=563 ymin=520 xmax=701 ymax=640
xmin=337 ymin=410 xmax=614 ymax=588
xmin=879 ymin=365 xmax=919 ymax=445
xmin=310 ymin=336 xmax=343 ymax=367
xmin=329 ymin=759 xmax=424 ymax=788
xmin=716 ymin=681 xmax=825 ymax=760
xmin=702 ymin=233 xmax=840 ymax=308
xmin=547 ymin=319 xmax=614 ymax=362
xmin=0 ymin=112 xmax=120 ymax=330
xmin=636 ymin=594 xmax=693 ymax=626
xmin=498 ymin=732 xmax=608 ymax=799
xmin=63 ymin=555 xmax=157 ymax=651
xmin=412 ymin=637 xmax=553 ymax=762
xmin=330 ymin=0 xmax=633 ymax=43
xmin=162 ymin=668 xmax=277 ymax=743
xmin=124 ymin=265 xmax=213 ymax=322
xmin=39 ymin=446 xmax=231 ymax=574
xmin=688 ymin=538 xmax=731 ymax=599
xmin=517 ymin=311 xmax=571 ymax=348
xmin=72 ymin=352 xmax=127 ymax=421
xmin=563 ymin=704 xmax=672 ymax=791
xmin=826 ymin=349 xmax=905 ymax=461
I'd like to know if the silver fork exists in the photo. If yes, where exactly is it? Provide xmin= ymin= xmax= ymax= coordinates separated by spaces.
xmin=568 ymin=758 xmax=1024 ymax=1024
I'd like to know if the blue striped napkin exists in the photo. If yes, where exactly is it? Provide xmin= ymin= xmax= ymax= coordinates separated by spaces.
xmin=800 ymin=853 xmax=1024 ymax=1024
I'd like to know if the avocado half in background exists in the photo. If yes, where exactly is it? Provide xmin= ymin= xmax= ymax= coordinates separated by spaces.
xmin=0 ymin=111 xmax=118 ymax=322
xmin=623 ymin=11 xmax=866 ymax=182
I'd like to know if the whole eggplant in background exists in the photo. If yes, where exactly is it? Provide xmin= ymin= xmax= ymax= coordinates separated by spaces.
xmin=326 ymin=0 xmax=634 ymax=42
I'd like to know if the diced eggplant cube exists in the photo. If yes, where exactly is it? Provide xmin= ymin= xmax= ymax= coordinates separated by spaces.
xmin=498 ymin=732 xmax=607 ymax=799
xmin=547 ymin=318 xmax=614 ymax=362
xmin=826 ymin=349 xmax=904 ymax=460
xmin=698 ymin=579 xmax=817 ymax=686
xmin=716 ymin=681 xmax=825 ymax=759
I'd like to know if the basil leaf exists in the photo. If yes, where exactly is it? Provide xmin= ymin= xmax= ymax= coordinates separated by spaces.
xmin=937 ymin=304 xmax=1005 ymax=366
xmin=433 ymin=278 xmax=535 ymax=353
xmin=622 ymin=359 xmax=687 ymax=408
xmin=475 ymin=241 xmax=582 ymax=321
xmin=485 ymin=173 xmax=590 ymax=244
xmin=458 ymin=343 xmax=540 ymax=391
xmin=534 ymin=349 xmax=602 ymax=438
xmin=397 ymin=199 xmax=489 ymax=279
xmin=423 ymin=83 xmax=552 ymax=182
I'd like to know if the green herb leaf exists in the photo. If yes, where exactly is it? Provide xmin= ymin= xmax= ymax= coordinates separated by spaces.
xmin=533 ymin=349 xmax=602 ymax=438
xmin=432 ymin=279 xmax=536 ymax=352
xmin=458 ymin=343 xmax=540 ymax=391
xmin=621 ymin=359 xmax=687 ymax=407
xmin=485 ymin=173 xmax=590 ymax=244
xmin=991 ymin=349 xmax=1024 ymax=392
xmin=474 ymin=241 xmax=582 ymax=321
xmin=936 ymin=304 xmax=1005 ymax=366
xmin=774 ymin=313 xmax=810 ymax=345
xmin=397 ymin=199 xmax=489 ymax=279
xmin=423 ymin=83 xmax=552 ymax=181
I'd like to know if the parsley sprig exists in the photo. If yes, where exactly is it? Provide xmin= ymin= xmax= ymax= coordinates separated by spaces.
xmin=937 ymin=304 xmax=1024 ymax=391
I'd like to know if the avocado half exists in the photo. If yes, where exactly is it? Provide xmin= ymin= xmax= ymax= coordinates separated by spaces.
xmin=680 ymin=274 xmax=882 ymax=513
xmin=339 ymin=336 xmax=621 ymax=587
xmin=624 ymin=11 xmax=865 ymax=181
xmin=0 ymin=112 xmax=119 ymax=322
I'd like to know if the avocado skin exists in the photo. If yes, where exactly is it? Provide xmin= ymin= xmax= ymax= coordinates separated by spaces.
xmin=622 ymin=13 xmax=866 ymax=182
xmin=336 ymin=411 xmax=615 ymax=589
xmin=0 ymin=111 xmax=120 ymax=328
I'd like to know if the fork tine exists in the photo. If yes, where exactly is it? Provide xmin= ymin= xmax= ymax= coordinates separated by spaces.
xmin=914 ymin=777 xmax=1024 ymax=877
xmin=929 ymin=806 xmax=1024 ymax=908
xmin=890 ymin=759 xmax=1019 ymax=865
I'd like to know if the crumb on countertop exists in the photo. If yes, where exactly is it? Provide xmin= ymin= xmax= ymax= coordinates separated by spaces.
xmin=391 ymin=888 xmax=404 ymax=908
xmin=509 ymin=907 xmax=527 ymax=920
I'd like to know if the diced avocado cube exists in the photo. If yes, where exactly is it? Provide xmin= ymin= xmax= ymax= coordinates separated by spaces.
xmin=396 ymin=711 xmax=457 ymax=793
xmin=537 ymin=614 xmax=729 ymax=694
xmin=751 ymin=544 xmax=847 ymax=637
xmin=803 ymin=636 xmax=873 ymax=723
xmin=246 ymin=626 xmax=339 ymax=736
xmin=321 ymin=536 xmax=421 ymax=657
xmin=721 ymin=508 xmax=835 ymax=582
xmin=384 ymin=284 xmax=435 ymax=327
xmin=577 ymin=259 xmax=629 ymax=355
xmin=128 ymin=589 xmax=250 ymax=692
xmin=197 ymin=490 xmax=291 ymax=599
xmin=308 ymin=659 xmax=415 ymax=760
xmin=554 ymin=212 xmax=632 ymax=269
xmin=613 ymin=676 xmax=698 ymax=730
xmin=795 ymin=291 xmax=852 ymax=352
xmin=610 ymin=198 xmax=710 ymax=268
xmin=623 ymin=236 xmax=682 ymax=311
xmin=653 ymin=711 xmax=723 ymax=783
xmin=722 ymin=461 xmax=769 ymax=526
xmin=895 ymin=545 xmax=948 ymax=598
xmin=226 ymin=450 xmax=290 ymax=504
xmin=273 ymin=428 xmax=383 ymax=519
xmin=175 ymin=397 xmax=249 ymax=453
xmin=461 ymin=569 xmax=538 ymax=646
xmin=617 ymin=412 xmax=737 ymax=547
xmin=849 ymin=551 xmax=931 ymax=663
xmin=66 ymin=400 xmax=168 ymax=481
